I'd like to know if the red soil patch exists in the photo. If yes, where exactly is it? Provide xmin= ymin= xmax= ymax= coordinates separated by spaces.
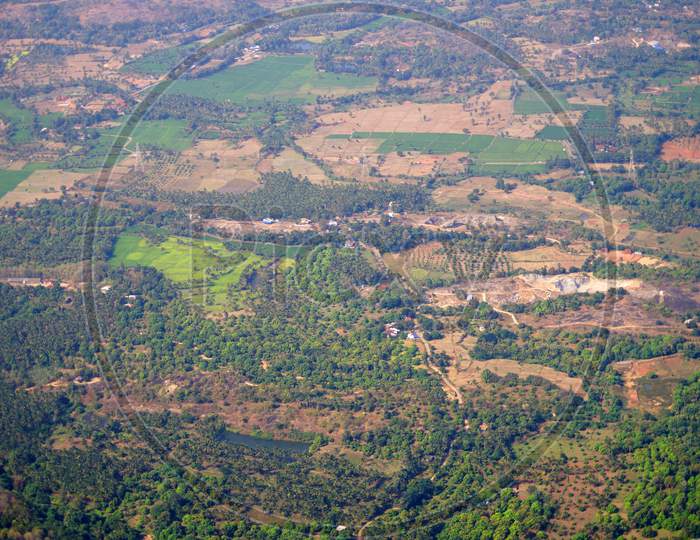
xmin=661 ymin=136 xmax=700 ymax=162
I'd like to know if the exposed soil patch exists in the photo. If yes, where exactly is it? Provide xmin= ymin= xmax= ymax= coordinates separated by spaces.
xmin=661 ymin=135 xmax=700 ymax=162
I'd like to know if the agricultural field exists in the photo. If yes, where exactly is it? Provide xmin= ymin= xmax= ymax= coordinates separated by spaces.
xmin=166 ymin=55 xmax=378 ymax=104
xmin=513 ymin=87 xmax=583 ymax=115
xmin=139 ymin=138 xmax=262 ymax=192
xmin=109 ymin=233 xmax=290 ymax=311
xmin=0 ymin=162 xmax=50 ymax=198
xmin=257 ymin=148 xmax=329 ymax=185
xmin=652 ymin=83 xmax=700 ymax=116
xmin=0 ymin=167 xmax=86 ymax=206
xmin=2 ymin=2 xmax=700 ymax=538
xmin=433 ymin=176 xmax=608 ymax=226
xmin=121 ymin=43 xmax=195 ymax=76
xmin=507 ymin=245 xmax=590 ymax=272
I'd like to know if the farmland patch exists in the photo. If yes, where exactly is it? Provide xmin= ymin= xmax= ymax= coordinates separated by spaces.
xmin=109 ymin=233 xmax=288 ymax=312
xmin=166 ymin=55 xmax=377 ymax=104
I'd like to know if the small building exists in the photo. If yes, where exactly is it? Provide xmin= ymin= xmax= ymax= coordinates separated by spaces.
xmin=407 ymin=331 xmax=418 ymax=340
xmin=384 ymin=323 xmax=400 ymax=338
xmin=262 ymin=217 xmax=276 ymax=225
xmin=100 ymin=285 xmax=112 ymax=294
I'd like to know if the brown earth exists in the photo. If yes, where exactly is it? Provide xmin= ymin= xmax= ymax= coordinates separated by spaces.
xmin=661 ymin=136 xmax=700 ymax=162
xmin=614 ymin=354 xmax=700 ymax=411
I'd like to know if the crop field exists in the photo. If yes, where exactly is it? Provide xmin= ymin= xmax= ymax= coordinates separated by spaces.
xmin=257 ymin=148 xmax=329 ymax=184
xmin=514 ymin=88 xmax=582 ymax=115
xmin=110 ymin=233 xmax=283 ymax=311
xmin=140 ymin=139 xmax=262 ymax=192
xmin=328 ymin=132 xmax=493 ymax=154
xmin=535 ymin=125 xmax=569 ymax=140
xmin=327 ymin=132 xmax=566 ymax=165
xmin=0 ymin=167 xmax=86 ymax=207
xmin=383 ymin=240 xmax=511 ymax=286
xmin=507 ymin=245 xmax=590 ymax=272
xmin=434 ymin=176 xmax=602 ymax=225
xmin=166 ymin=55 xmax=377 ymax=104
xmin=0 ymin=162 xmax=50 ymax=198
xmin=653 ymin=83 xmax=700 ymax=116
xmin=121 ymin=44 xmax=195 ymax=76
xmin=0 ymin=99 xmax=57 ymax=145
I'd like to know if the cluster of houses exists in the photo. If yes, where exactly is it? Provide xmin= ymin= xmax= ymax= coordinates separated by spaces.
xmin=383 ymin=322 xmax=419 ymax=340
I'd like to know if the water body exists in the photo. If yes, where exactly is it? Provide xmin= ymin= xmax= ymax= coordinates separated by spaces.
xmin=219 ymin=430 xmax=310 ymax=453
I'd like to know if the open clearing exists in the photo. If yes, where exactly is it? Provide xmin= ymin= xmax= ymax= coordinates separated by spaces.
xmin=166 ymin=55 xmax=377 ymax=104
xmin=508 ymin=245 xmax=590 ymax=271
xmin=432 ymin=331 xmax=587 ymax=397
xmin=434 ymin=176 xmax=606 ymax=225
xmin=257 ymin=148 xmax=329 ymax=184
xmin=142 ymin=138 xmax=262 ymax=193
xmin=0 ymin=168 xmax=87 ymax=206
xmin=427 ymin=272 xmax=648 ymax=307
xmin=660 ymin=135 xmax=700 ymax=162
xmin=614 ymin=354 xmax=700 ymax=411
xmin=109 ymin=233 xmax=283 ymax=311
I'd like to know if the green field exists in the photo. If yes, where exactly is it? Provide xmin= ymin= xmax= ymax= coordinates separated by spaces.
xmin=0 ymin=99 xmax=36 ymax=145
xmin=327 ymin=132 xmax=566 ymax=168
xmin=328 ymin=132 xmax=493 ymax=154
xmin=0 ymin=162 xmax=51 ymax=198
xmin=110 ymin=234 xmax=296 ymax=311
xmin=514 ymin=88 xmax=583 ymax=115
xmin=58 ymin=119 xmax=194 ymax=170
xmin=0 ymin=99 xmax=61 ymax=145
xmin=535 ymin=125 xmax=570 ymax=140
xmin=122 ymin=44 xmax=195 ymax=76
xmin=166 ymin=55 xmax=377 ymax=104
xmin=654 ymin=84 xmax=700 ymax=116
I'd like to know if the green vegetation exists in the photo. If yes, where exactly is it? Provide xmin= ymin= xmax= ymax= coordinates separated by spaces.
xmin=110 ymin=233 xmax=278 ymax=311
xmin=121 ymin=43 xmax=195 ymax=75
xmin=0 ymin=98 xmax=36 ymax=144
xmin=327 ymin=132 xmax=566 ymax=166
xmin=167 ymin=55 xmax=377 ymax=104
xmin=535 ymin=125 xmax=570 ymax=140
xmin=0 ymin=162 xmax=50 ymax=198
xmin=106 ymin=119 xmax=194 ymax=152
xmin=513 ymin=88 xmax=582 ymax=115
xmin=328 ymin=132 xmax=493 ymax=154
xmin=653 ymin=83 xmax=700 ymax=116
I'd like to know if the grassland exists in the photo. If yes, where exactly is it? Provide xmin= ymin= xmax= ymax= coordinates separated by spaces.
xmin=535 ymin=125 xmax=570 ymax=140
xmin=110 ymin=233 xmax=302 ymax=311
xmin=0 ymin=162 xmax=51 ymax=198
xmin=0 ymin=98 xmax=35 ymax=144
xmin=653 ymin=83 xmax=700 ymax=116
xmin=121 ymin=44 xmax=195 ymax=76
xmin=327 ymin=132 xmax=566 ymax=169
xmin=514 ymin=88 xmax=582 ymax=115
xmin=111 ymin=119 xmax=194 ymax=152
xmin=167 ymin=55 xmax=377 ymax=104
